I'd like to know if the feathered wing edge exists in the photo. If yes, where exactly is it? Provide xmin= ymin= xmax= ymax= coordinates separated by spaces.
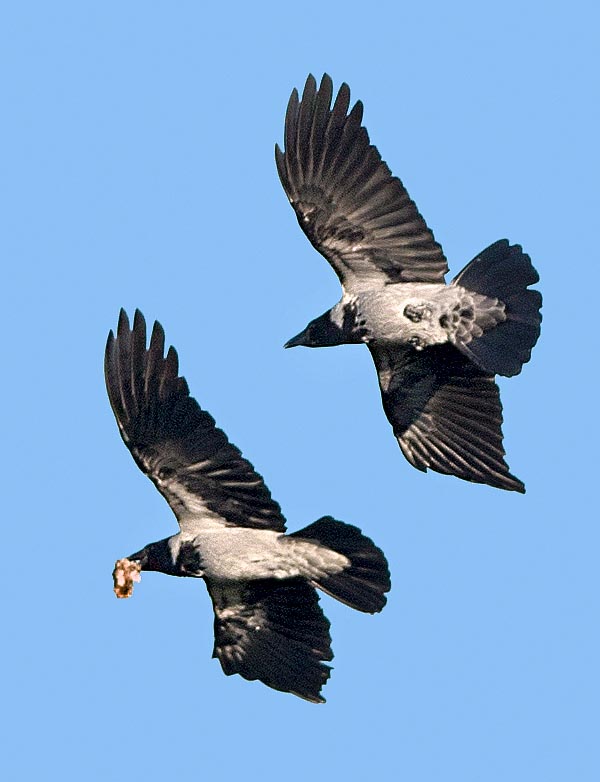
xmin=105 ymin=309 xmax=287 ymax=531
xmin=370 ymin=344 xmax=525 ymax=493
xmin=208 ymin=578 xmax=333 ymax=703
xmin=105 ymin=309 xmax=181 ymax=460
xmin=275 ymin=73 xmax=448 ymax=288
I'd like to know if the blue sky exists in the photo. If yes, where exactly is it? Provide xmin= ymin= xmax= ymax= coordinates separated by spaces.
xmin=2 ymin=1 xmax=598 ymax=780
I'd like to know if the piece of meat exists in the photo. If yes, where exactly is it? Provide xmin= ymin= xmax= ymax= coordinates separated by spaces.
xmin=113 ymin=558 xmax=142 ymax=598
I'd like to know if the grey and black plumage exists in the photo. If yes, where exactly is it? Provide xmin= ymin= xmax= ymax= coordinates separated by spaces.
xmin=276 ymin=74 xmax=542 ymax=493
xmin=106 ymin=309 xmax=390 ymax=703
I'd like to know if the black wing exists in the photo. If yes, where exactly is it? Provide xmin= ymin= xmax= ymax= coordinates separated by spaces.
xmin=275 ymin=74 xmax=448 ymax=292
xmin=105 ymin=309 xmax=286 ymax=532
xmin=208 ymin=578 xmax=332 ymax=703
xmin=369 ymin=343 xmax=525 ymax=492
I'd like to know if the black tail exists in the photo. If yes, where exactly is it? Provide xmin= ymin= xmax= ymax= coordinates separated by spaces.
xmin=291 ymin=517 xmax=391 ymax=613
xmin=452 ymin=240 xmax=542 ymax=377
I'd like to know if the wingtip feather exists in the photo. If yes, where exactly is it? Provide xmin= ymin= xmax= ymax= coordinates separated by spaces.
xmin=117 ymin=308 xmax=130 ymax=337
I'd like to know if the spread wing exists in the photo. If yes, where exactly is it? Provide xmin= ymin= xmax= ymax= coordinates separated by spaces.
xmin=275 ymin=73 xmax=448 ymax=292
xmin=105 ymin=309 xmax=287 ymax=533
xmin=208 ymin=578 xmax=332 ymax=703
xmin=369 ymin=343 xmax=525 ymax=492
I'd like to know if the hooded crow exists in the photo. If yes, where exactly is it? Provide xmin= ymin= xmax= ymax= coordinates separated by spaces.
xmin=276 ymin=74 xmax=542 ymax=493
xmin=106 ymin=309 xmax=390 ymax=703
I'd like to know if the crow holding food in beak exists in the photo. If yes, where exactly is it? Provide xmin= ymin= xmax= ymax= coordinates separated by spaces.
xmin=106 ymin=309 xmax=390 ymax=702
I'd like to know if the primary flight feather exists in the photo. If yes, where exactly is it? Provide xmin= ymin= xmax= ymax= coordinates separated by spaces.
xmin=276 ymin=74 xmax=542 ymax=493
xmin=106 ymin=309 xmax=390 ymax=703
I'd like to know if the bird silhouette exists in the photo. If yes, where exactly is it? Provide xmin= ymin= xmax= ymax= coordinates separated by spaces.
xmin=106 ymin=309 xmax=390 ymax=702
xmin=277 ymin=74 xmax=542 ymax=492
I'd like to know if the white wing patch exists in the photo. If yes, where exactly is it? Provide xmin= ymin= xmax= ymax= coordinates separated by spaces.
xmin=160 ymin=481 xmax=230 ymax=536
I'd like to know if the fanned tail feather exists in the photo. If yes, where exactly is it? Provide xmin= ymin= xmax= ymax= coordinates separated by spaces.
xmin=291 ymin=517 xmax=390 ymax=613
xmin=452 ymin=240 xmax=542 ymax=377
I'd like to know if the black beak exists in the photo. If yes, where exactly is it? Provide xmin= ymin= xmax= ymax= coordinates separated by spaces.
xmin=127 ymin=548 xmax=148 ymax=567
xmin=283 ymin=329 xmax=307 ymax=349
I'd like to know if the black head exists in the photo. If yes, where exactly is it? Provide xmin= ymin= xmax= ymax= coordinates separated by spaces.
xmin=128 ymin=536 xmax=204 ymax=578
xmin=128 ymin=537 xmax=178 ymax=575
xmin=284 ymin=306 xmax=367 ymax=349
